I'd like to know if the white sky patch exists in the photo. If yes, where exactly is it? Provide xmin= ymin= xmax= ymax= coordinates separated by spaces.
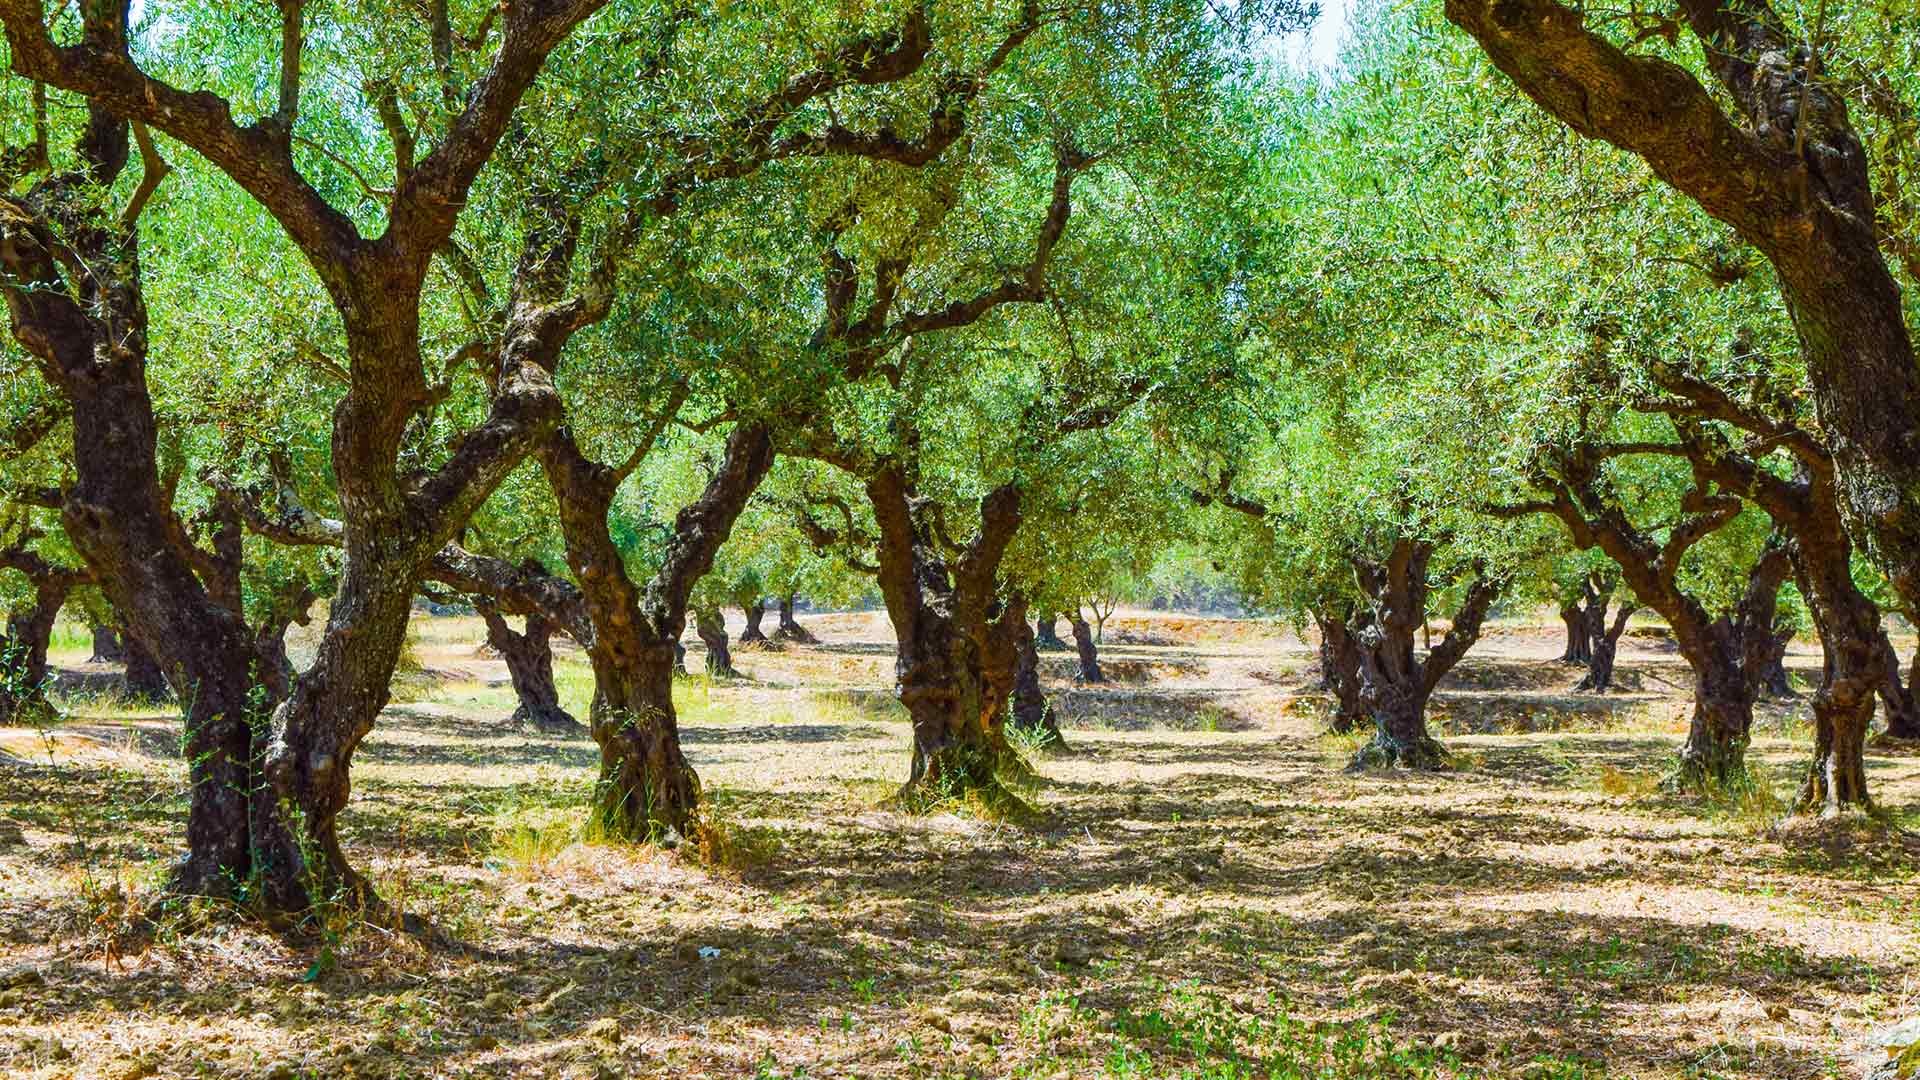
xmin=1268 ymin=0 xmax=1356 ymax=74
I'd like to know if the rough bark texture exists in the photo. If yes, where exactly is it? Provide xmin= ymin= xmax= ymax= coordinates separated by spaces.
xmin=1346 ymin=540 xmax=1502 ymax=771
xmin=1313 ymin=607 xmax=1366 ymax=734
xmin=1879 ymin=628 xmax=1920 ymax=739
xmin=540 ymin=421 xmax=775 ymax=843
xmin=0 ymin=92 xmax=265 ymax=899
xmin=1010 ymin=612 xmax=1065 ymax=751
xmin=1572 ymin=577 xmax=1634 ymax=693
xmin=1676 ymin=540 xmax=1794 ymax=789
xmin=693 ymin=605 xmax=737 ymax=678
xmin=773 ymin=594 xmax=818 ymax=644
xmin=0 ymin=559 xmax=78 ymax=723
xmin=1035 ymin=611 xmax=1066 ymax=650
xmin=478 ymin=602 xmax=579 ymax=734
xmin=1069 ymin=614 xmax=1105 ymax=683
xmin=121 ymin=632 xmax=170 ymax=701
xmin=88 ymin=624 xmax=126 ymax=664
xmin=1444 ymin=0 xmax=1920 ymax=623
xmin=739 ymin=601 xmax=768 ymax=644
xmin=866 ymin=468 xmax=1026 ymax=803
xmin=1558 ymin=603 xmax=1590 ymax=665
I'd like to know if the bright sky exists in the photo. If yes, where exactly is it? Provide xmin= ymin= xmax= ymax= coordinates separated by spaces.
xmin=1279 ymin=0 xmax=1357 ymax=73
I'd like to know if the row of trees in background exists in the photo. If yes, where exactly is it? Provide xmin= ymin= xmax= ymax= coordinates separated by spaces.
xmin=0 ymin=0 xmax=1917 ymax=921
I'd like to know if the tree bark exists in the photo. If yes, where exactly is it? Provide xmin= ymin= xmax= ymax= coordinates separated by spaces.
xmin=479 ymin=602 xmax=579 ymax=734
xmin=773 ymin=594 xmax=817 ymax=644
xmin=88 ymin=624 xmax=126 ymax=664
xmin=866 ymin=468 xmax=1026 ymax=803
xmin=1347 ymin=541 xmax=1502 ymax=770
xmin=1674 ymin=541 xmax=1793 ymax=788
xmin=0 ymin=101 xmax=265 ymax=899
xmin=1069 ymin=614 xmax=1104 ymax=683
xmin=540 ymin=421 xmax=775 ymax=843
xmin=693 ymin=605 xmax=737 ymax=678
xmin=121 ymin=631 xmax=170 ymax=701
xmin=1580 ymin=603 xmax=1634 ymax=694
xmin=1313 ymin=607 xmax=1366 ymax=734
xmin=1035 ymin=611 xmax=1066 ymax=650
xmin=1009 ymin=599 xmax=1065 ymax=751
xmin=0 ymin=569 xmax=74 ymax=723
xmin=1445 ymin=0 xmax=1920 ymax=622
xmin=1558 ymin=603 xmax=1590 ymax=664
xmin=739 ymin=600 xmax=769 ymax=644
xmin=1879 ymin=628 xmax=1920 ymax=739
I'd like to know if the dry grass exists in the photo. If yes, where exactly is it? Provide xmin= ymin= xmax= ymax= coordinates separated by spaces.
xmin=0 ymin=608 xmax=1915 ymax=1079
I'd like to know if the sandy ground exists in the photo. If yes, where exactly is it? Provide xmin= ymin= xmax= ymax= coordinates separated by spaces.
xmin=1 ymin=608 xmax=1916 ymax=1079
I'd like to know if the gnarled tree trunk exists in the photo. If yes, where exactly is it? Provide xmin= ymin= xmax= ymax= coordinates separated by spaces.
xmin=739 ymin=600 xmax=768 ymax=644
xmin=694 ymin=605 xmax=737 ymax=678
xmin=1347 ymin=541 xmax=1502 ymax=771
xmin=1035 ymin=611 xmax=1066 ymax=650
xmin=541 ymin=422 xmax=775 ymax=843
xmin=1009 ymin=599 xmax=1065 ymax=751
xmin=1558 ymin=603 xmax=1589 ymax=665
xmin=1879 ymin=628 xmax=1920 ymax=740
xmin=866 ymin=469 xmax=1026 ymax=803
xmin=1312 ymin=607 xmax=1365 ymax=734
xmin=89 ymin=624 xmax=125 ymax=664
xmin=773 ymin=594 xmax=817 ymax=644
xmin=0 ymin=567 xmax=75 ymax=723
xmin=479 ymin=603 xmax=579 ymax=734
xmin=1674 ymin=541 xmax=1793 ymax=788
xmin=121 ymin=632 xmax=169 ymax=701
xmin=1069 ymin=613 xmax=1104 ymax=683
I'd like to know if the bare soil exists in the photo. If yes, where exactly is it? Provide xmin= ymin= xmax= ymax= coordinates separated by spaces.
xmin=1 ymin=609 xmax=1915 ymax=1079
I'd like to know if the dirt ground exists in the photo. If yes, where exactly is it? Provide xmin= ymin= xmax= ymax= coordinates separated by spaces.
xmin=2 ymin=608 xmax=1917 ymax=1080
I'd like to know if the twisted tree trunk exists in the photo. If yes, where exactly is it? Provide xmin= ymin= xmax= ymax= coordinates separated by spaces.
xmin=694 ymin=605 xmax=737 ymax=678
xmin=1010 ymin=600 xmax=1065 ymax=751
xmin=1558 ymin=603 xmax=1590 ymax=664
xmin=1347 ymin=541 xmax=1502 ymax=771
xmin=1069 ymin=614 xmax=1104 ymax=683
xmin=773 ymin=594 xmax=817 ymax=644
xmin=479 ymin=603 xmax=579 ymax=734
xmin=1674 ymin=542 xmax=1793 ymax=788
xmin=739 ymin=600 xmax=768 ymax=644
xmin=541 ymin=422 xmax=774 ymax=843
xmin=1313 ymin=607 xmax=1365 ymax=734
xmin=88 ymin=624 xmax=126 ymax=664
xmin=0 ymin=569 xmax=75 ymax=723
xmin=1035 ymin=611 xmax=1066 ymax=650
xmin=1879 ymin=628 xmax=1920 ymax=739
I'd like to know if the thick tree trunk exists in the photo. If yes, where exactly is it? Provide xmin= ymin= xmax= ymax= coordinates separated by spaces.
xmin=1010 ymin=604 xmax=1065 ymax=751
xmin=1069 ymin=614 xmax=1104 ymax=683
xmin=1756 ymin=628 xmax=1794 ymax=699
xmin=739 ymin=601 xmax=768 ymax=644
xmin=773 ymin=594 xmax=817 ymax=644
xmin=1576 ymin=597 xmax=1634 ymax=693
xmin=1789 ymin=545 xmax=1882 ymax=815
xmin=694 ymin=606 xmax=737 ymax=678
xmin=89 ymin=624 xmax=126 ymax=664
xmin=1558 ymin=603 xmax=1589 ymax=664
xmin=1313 ymin=609 xmax=1365 ymax=734
xmin=866 ymin=469 xmax=1026 ymax=804
xmin=1676 ymin=660 xmax=1756 ymax=787
xmin=1879 ymin=629 xmax=1920 ymax=739
xmin=1348 ymin=541 xmax=1502 ymax=770
xmin=479 ymin=604 xmax=579 ymax=734
xmin=1673 ymin=544 xmax=1792 ymax=789
xmin=1035 ymin=611 xmax=1066 ymax=651
xmin=0 ymin=104 xmax=268 ymax=899
xmin=539 ymin=422 xmax=775 ymax=843
xmin=121 ymin=632 xmax=169 ymax=701
xmin=0 ymin=578 xmax=71 ymax=724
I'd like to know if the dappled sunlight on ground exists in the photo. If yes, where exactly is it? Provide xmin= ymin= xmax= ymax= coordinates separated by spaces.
xmin=0 ymin=610 xmax=1915 ymax=1078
